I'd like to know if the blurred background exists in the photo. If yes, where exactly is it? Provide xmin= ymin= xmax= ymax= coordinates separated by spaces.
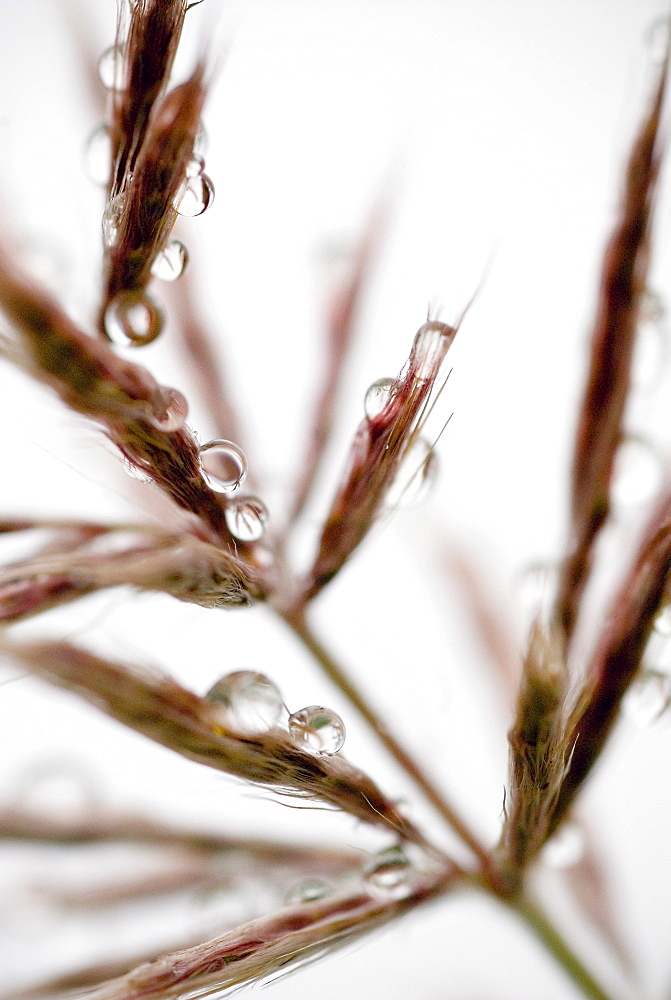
xmin=1 ymin=1 xmax=671 ymax=997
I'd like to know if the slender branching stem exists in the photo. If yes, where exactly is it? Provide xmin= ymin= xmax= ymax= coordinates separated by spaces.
xmin=281 ymin=604 xmax=498 ymax=881
xmin=512 ymin=894 xmax=622 ymax=1000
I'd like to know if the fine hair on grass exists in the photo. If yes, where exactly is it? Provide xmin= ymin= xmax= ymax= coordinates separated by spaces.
xmin=2 ymin=3 xmax=671 ymax=1000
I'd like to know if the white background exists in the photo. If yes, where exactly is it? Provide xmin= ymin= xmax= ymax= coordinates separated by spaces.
xmin=1 ymin=1 xmax=671 ymax=998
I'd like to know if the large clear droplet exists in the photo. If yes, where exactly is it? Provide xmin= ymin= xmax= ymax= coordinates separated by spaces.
xmin=205 ymin=670 xmax=283 ymax=734
xmin=104 ymin=290 xmax=164 ymax=347
xmin=150 ymin=387 xmax=188 ymax=432
xmin=364 ymin=377 xmax=397 ymax=420
xmin=646 ymin=16 xmax=670 ymax=64
xmin=386 ymin=437 xmax=438 ymax=508
xmin=541 ymin=820 xmax=585 ymax=869
xmin=175 ymin=172 xmax=214 ymax=217
xmin=198 ymin=439 xmax=247 ymax=493
xmin=288 ymin=705 xmax=346 ymax=754
xmin=411 ymin=322 xmax=448 ymax=380
xmin=624 ymin=668 xmax=671 ymax=728
xmin=225 ymin=495 xmax=268 ymax=542
xmin=364 ymin=846 xmax=412 ymax=899
xmin=150 ymin=239 xmax=189 ymax=282
xmin=284 ymin=878 xmax=333 ymax=906
xmin=102 ymin=194 xmax=124 ymax=248
xmin=84 ymin=124 xmax=112 ymax=186
xmin=612 ymin=434 xmax=662 ymax=506
xmin=98 ymin=44 xmax=125 ymax=90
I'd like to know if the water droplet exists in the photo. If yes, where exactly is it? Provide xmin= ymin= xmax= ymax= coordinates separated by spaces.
xmin=541 ymin=821 xmax=585 ymax=869
xmin=102 ymin=194 xmax=124 ymax=247
xmin=624 ymin=668 xmax=671 ymax=728
xmin=186 ymin=154 xmax=205 ymax=178
xmin=284 ymin=878 xmax=333 ymax=906
xmin=654 ymin=603 xmax=671 ymax=636
xmin=194 ymin=121 xmax=208 ymax=156
xmin=612 ymin=434 xmax=662 ymax=506
xmin=205 ymin=670 xmax=283 ymax=734
xmin=364 ymin=377 xmax=397 ymax=420
xmin=84 ymin=124 xmax=112 ymax=186
xmin=150 ymin=239 xmax=189 ymax=281
xmin=11 ymin=759 xmax=102 ymax=815
xmin=411 ymin=322 xmax=449 ymax=380
xmin=646 ymin=16 xmax=670 ymax=64
xmin=175 ymin=172 xmax=214 ymax=217
xmin=104 ymin=290 xmax=164 ymax=347
xmin=634 ymin=288 xmax=668 ymax=393
xmin=364 ymin=846 xmax=412 ymax=898
xmin=386 ymin=437 xmax=438 ymax=508
xmin=516 ymin=560 xmax=558 ymax=620
xmin=199 ymin=439 xmax=247 ymax=493
xmin=225 ymin=495 xmax=268 ymax=542
xmin=98 ymin=44 xmax=125 ymax=90
xmin=288 ymin=705 xmax=346 ymax=754
xmin=150 ymin=387 xmax=188 ymax=432
xmin=123 ymin=457 xmax=152 ymax=483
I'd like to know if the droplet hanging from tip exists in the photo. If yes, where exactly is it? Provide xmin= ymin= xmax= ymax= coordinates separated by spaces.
xmin=288 ymin=705 xmax=346 ymax=754
xmin=411 ymin=322 xmax=450 ymax=380
xmin=198 ymin=439 xmax=247 ymax=493
xmin=205 ymin=670 xmax=283 ymax=734
xmin=104 ymin=290 xmax=164 ymax=347
xmin=225 ymin=495 xmax=268 ymax=542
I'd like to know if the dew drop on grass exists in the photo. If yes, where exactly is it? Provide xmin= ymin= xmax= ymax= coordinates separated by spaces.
xmin=654 ymin=604 xmax=671 ymax=636
xmin=612 ymin=434 xmax=662 ymax=506
xmin=151 ymin=239 xmax=189 ymax=281
xmin=225 ymin=495 xmax=268 ymax=542
xmin=541 ymin=820 xmax=585 ymax=869
xmin=364 ymin=377 xmax=397 ymax=420
xmin=634 ymin=289 xmax=668 ymax=393
xmin=175 ymin=172 xmax=215 ymax=217
xmin=198 ymin=439 xmax=247 ymax=492
xmin=386 ymin=437 xmax=438 ymax=508
xmin=97 ymin=44 xmax=125 ymax=90
xmin=205 ymin=671 xmax=283 ymax=734
xmin=84 ymin=124 xmax=112 ymax=186
xmin=624 ymin=668 xmax=671 ymax=728
xmin=102 ymin=194 xmax=124 ymax=248
xmin=411 ymin=322 xmax=448 ymax=380
xmin=150 ymin=387 xmax=188 ymax=432
xmin=288 ymin=706 xmax=346 ymax=754
xmin=364 ymin=846 xmax=412 ymax=898
xmin=123 ymin=457 xmax=152 ymax=483
xmin=104 ymin=290 xmax=164 ymax=347
xmin=284 ymin=878 xmax=333 ymax=906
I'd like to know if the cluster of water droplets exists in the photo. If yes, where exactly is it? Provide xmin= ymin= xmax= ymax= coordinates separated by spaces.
xmin=103 ymin=290 xmax=164 ymax=347
xmin=288 ymin=705 xmax=346 ymax=755
xmin=205 ymin=671 xmax=284 ymax=735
